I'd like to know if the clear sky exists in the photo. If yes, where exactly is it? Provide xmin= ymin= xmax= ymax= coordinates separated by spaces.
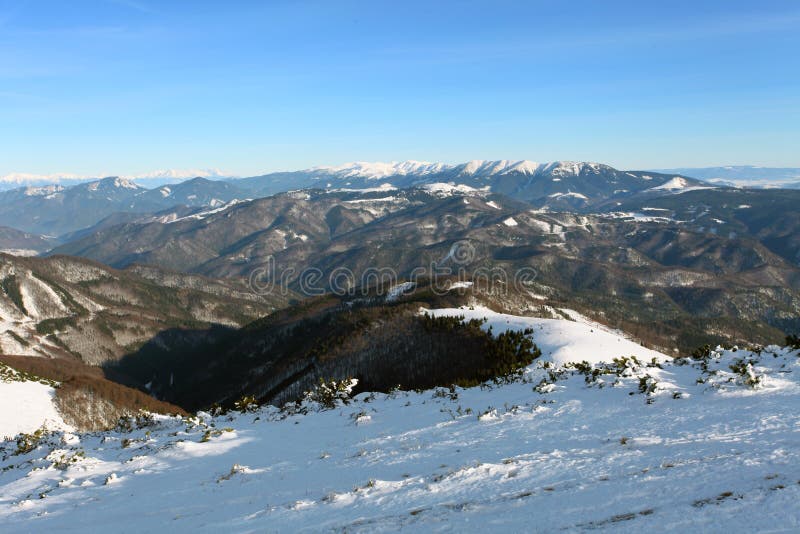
xmin=1 ymin=0 xmax=799 ymax=177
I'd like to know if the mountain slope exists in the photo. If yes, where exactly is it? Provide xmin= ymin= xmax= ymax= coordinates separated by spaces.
xmin=106 ymin=273 xmax=795 ymax=414
xmin=0 ymin=254 xmax=284 ymax=364
xmin=0 ymin=356 xmax=187 ymax=433
xmin=0 ymin=227 xmax=55 ymax=256
xmin=49 ymin=189 xmax=422 ymax=274
xmin=0 ymin=177 xmax=248 ymax=236
xmin=607 ymin=188 xmax=800 ymax=266
xmin=1 ymin=332 xmax=798 ymax=531
xmin=48 ymin=187 xmax=800 ymax=348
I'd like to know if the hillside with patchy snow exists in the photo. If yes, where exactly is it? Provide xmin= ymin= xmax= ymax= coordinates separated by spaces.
xmin=1 ymin=312 xmax=798 ymax=532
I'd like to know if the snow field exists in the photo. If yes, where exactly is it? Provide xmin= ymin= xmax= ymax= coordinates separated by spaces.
xmin=0 ymin=316 xmax=798 ymax=532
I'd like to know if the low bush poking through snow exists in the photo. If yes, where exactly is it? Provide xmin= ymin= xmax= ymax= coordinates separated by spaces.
xmin=233 ymin=395 xmax=259 ymax=414
xmin=14 ymin=428 xmax=47 ymax=456
xmin=303 ymin=378 xmax=358 ymax=410
xmin=729 ymin=358 xmax=762 ymax=389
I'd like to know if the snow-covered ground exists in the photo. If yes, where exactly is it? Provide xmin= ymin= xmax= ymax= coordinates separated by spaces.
xmin=427 ymin=306 xmax=667 ymax=365
xmin=1 ymin=318 xmax=799 ymax=532
xmin=0 ymin=365 xmax=71 ymax=440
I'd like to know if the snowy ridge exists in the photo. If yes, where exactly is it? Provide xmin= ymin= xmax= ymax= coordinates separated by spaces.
xmin=547 ymin=191 xmax=589 ymax=200
xmin=153 ymin=199 xmax=249 ymax=224
xmin=309 ymin=161 xmax=448 ymax=179
xmin=426 ymin=306 xmax=667 ymax=365
xmin=304 ymin=160 xmax=611 ymax=181
xmin=85 ymin=177 xmax=143 ymax=192
xmin=647 ymin=176 xmax=714 ymax=194
xmin=420 ymin=182 xmax=488 ymax=195
xmin=0 ymin=340 xmax=800 ymax=532
xmin=23 ymin=185 xmax=65 ymax=197
xmin=1 ymin=311 xmax=798 ymax=531
xmin=0 ymin=169 xmax=235 ymax=188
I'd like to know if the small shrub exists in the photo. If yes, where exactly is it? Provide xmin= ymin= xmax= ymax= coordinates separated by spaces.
xmin=729 ymin=358 xmax=762 ymax=388
xmin=303 ymin=378 xmax=357 ymax=409
xmin=638 ymin=375 xmax=658 ymax=396
xmin=15 ymin=428 xmax=46 ymax=455
xmin=691 ymin=344 xmax=713 ymax=360
xmin=50 ymin=450 xmax=85 ymax=470
xmin=233 ymin=395 xmax=259 ymax=413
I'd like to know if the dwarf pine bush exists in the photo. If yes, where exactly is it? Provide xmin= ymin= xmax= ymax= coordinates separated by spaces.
xmin=233 ymin=395 xmax=259 ymax=413
xmin=15 ymin=428 xmax=46 ymax=456
xmin=729 ymin=358 xmax=762 ymax=388
xmin=304 ymin=378 xmax=358 ymax=409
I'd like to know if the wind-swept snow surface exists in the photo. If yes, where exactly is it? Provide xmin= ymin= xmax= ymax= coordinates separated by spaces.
xmin=1 ymin=332 xmax=799 ymax=531
xmin=0 ymin=367 xmax=70 ymax=440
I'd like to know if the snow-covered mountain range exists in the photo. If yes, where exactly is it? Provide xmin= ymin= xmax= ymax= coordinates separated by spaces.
xmin=0 ymin=169 xmax=236 ymax=191
xmin=655 ymin=166 xmax=800 ymax=189
xmin=0 ymin=160 xmax=708 ymax=236
xmin=235 ymin=159 xmax=694 ymax=198
xmin=307 ymin=160 xmax=601 ymax=179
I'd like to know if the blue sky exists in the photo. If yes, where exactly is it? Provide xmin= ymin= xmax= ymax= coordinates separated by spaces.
xmin=1 ymin=0 xmax=798 ymax=177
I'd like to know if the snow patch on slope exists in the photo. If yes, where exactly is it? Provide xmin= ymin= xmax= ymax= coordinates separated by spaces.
xmin=547 ymin=191 xmax=589 ymax=200
xmin=649 ymin=177 xmax=714 ymax=194
xmin=421 ymin=183 xmax=486 ymax=195
xmin=426 ymin=306 xmax=667 ymax=365
xmin=0 ymin=366 xmax=70 ymax=440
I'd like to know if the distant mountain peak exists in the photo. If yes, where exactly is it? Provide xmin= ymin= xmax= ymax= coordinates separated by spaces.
xmin=308 ymin=161 xmax=447 ymax=179
xmin=305 ymin=159 xmax=618 ymax=181
xmin=23 ymin=184 xmax=65 ymax=197
xmin=85 ymin=176 xmax=143 ymax=191
xmin=0 ymin=172 xmax=84 ymax=185
xmin=127 ymin=168 xmax=235 ymax=181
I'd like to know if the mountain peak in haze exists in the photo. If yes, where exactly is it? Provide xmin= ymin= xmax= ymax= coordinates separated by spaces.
xmin=307 ymin=161 xmax=448 ymax=179
xmin=83 ymin=176 xmax=143 ymax=192
xmin=303 ymin=160 xmax=615 ymax=181
xmin=0 ymin=169 xmax=237 ymax=191
xmin=129 ymin=168 xmax=235 ymax=181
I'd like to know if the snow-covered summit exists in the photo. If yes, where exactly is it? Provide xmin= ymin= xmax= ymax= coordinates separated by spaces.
xmin=308 ymin=161 xmax=448 ymax=179
xmin=420 ymin=182 xmax=488 ymax=196
xmin=84 ymin=177 xmax=144 ymax=192
xmin=647 ymin=176 xmax=714 ymax=194
xmin=650 ymin=177 xmax=690 ymax=190
xmin=23 ymin=185 xmax=65 ymax=197
xmin=304 ymin=159 xmax=613 ymax=181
